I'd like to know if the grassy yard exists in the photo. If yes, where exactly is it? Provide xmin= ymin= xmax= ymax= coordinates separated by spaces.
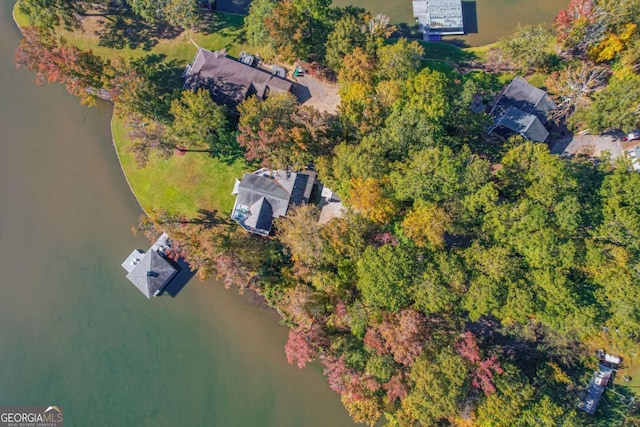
xmin=112 ymin=115 xmax=248 ymax=218
xmin=15 ymin=2 xmax=251 ymax=218
xmin=13 ymin=3 xmax=251 ymax=64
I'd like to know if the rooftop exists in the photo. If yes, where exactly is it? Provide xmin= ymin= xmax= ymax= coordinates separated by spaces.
xmin=121 ymin=233 xmax=178 ymax=299
xmin=231 ymin=169 xmax=316 ymax=235
xmin=184 ymin=48 xmax=293 ymax=107
xmin=579 ymin=364 xmax=614 ymax=415
xmin=488 ymin=76 xmax=557 ymax=142
xmin=413 ymin=0 xmax=464 ymax=38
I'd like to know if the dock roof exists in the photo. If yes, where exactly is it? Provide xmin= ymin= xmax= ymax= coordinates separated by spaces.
xmin=412 ymin=0 xmax=464 ymax=36
xmin=121 ymin=234 xmax=177 ymax=299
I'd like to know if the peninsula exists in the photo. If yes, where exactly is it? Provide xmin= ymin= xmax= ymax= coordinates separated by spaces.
xmin=13 ymin=0 xmax=640 ymax=425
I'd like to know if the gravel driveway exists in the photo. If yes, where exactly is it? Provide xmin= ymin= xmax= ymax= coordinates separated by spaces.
xmin=550 ymin=134 xmax=624 ymax=159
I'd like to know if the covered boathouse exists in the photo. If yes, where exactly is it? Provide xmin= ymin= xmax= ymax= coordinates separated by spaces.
xmin=121 ymin=233 xmax=178 ymax=299
xmin=412 ymin=0 xmax=464 ymax=40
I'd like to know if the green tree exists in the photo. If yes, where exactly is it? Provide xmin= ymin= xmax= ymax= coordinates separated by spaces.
xmin=264 ymin=0 xmax=332 ymax=61
xmin=402 ymin=349 xmax=468 ymax=425
xmin=127 ymin=0 xmax=168 ymax=21
xmin=389 ymin=146 xmax=464 ymax=203
xmin=276 ymin=204 xmax=323 ymax=268
xmin=163 ymin=0 xmax=199 ymax=30
xmin=19 ymin=0 xmax=82 ymax=30
xmin=237 ymin=93 xmax=333 ymax=169
xmin=107 ymin=55 xmax=182 ymax=122
xmin=244 ymin=0 xmax=278 ymax=59
xmin=169 ymin=88 xmax=235 ymax=155
xmin=127 ymin=119 xmax=176 ymax=167
xmin=376 ymin=38 xmax=424 ymax=80
xmin=570 ymin=71 xmax=640 ymax=132
xmin=596 ymin=166 xmax=640 ymax=251
xmin=475 ymin=366 xmax=535 ymax=427
xmin=412 ymin=252 xmax=466 ymax=315
xmin=356 ymin=244 xmax=415 ymax=311
xmin=325 ymin=12 xmax=366 ymax=71
xmin=497 ymin=24 xmax=556 ymax=73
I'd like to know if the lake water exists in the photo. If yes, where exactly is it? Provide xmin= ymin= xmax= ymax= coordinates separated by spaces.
xmin=216 ymin=0 xmax=568 ymax=47
xmin=331 ymin=0 xmax=568 ymax=46
xmin=0 ymin=2 xmax=355 ymax=426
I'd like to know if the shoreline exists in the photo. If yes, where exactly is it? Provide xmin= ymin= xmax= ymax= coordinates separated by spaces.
xmin=12 ymin=2 xmax=150 ymax=219
xmin=110 ymin=113 xmax=151 ymax=217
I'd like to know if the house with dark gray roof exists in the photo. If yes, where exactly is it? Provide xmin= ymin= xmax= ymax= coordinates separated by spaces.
xmin=488 ymin=76 xmax=557 ymax=142
xmin=231 ymin=168 xmax=316 ymax=236
xmin=184 ymin=48 xmax=293 ymax=108
xmin=121 ymin=233 xmax=178 ymax=299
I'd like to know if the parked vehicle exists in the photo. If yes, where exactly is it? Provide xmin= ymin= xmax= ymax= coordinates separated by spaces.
xmin=622 ymin=130 xmax=640 ymax=142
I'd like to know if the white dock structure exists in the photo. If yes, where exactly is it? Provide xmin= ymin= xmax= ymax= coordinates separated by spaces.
xmin=412 ymin=0 xmax=464 ymax=40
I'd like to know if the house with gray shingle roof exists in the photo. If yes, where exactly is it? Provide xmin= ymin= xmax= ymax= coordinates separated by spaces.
xmin=184 ymin=48 xmax=293 ymax=108
xmin=231 ymin=168 xmax=316 ymax=236
xmin=488 ymin=76 xmax=557 ymax=143
xmin=121 ymin=233 xmax=178 ymax=299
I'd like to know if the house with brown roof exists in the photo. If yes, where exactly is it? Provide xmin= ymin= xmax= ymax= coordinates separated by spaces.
xmin=184 ymin=48 xmax=293 ymax=108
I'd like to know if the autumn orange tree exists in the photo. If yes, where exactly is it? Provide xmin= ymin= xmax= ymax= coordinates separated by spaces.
xmin=347 ymin=177 xmax=397 ymax=224
xmin=15 ymin=27 xmax=106 ymax=105
xmin=237 ymin=92 xmax=335 ymax=169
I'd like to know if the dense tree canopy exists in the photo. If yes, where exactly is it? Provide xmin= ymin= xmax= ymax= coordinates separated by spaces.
xmin=19 ymin=0 xmax=83 ymax=30
xmin=17 ymin=1 xmax=640 ymax=425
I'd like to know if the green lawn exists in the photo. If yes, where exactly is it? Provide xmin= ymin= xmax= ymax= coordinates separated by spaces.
xmin=15 ymin=2 xmax=252 ymax=218
xmin=112 ymin=115 xmax=248 ymax=218
xmin=419 ymin=40 xmax=479 ymax=63
xmin=13 ymin=3 xmax=251 ymax=64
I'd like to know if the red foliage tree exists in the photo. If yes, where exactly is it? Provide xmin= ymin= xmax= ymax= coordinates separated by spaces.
xmin=455 ymin=331 xmax=504 ymax=396
xmin=383 ymin=374 xmax=408 ymax=403
xmin=472 ymin=355 xmax=504 ymax=396
xmin=455 ymin=331 xmax=482 ymax=364
xmin=554 ymin=0 xmax=596 ymax=45
xmin=363 ymin=327 xmax=388 ymax=355
xmin=15 ymin=27 xmax=106 ymax=105
xmin=375 ymin=309 xmax=429 ymax=366
xmin=372 ymin=232 xmax=398 ymax=247
xmin=321 ymin=355 xmax=377 ymax=402
xmin=332 ymin=300 xmax=350 ymax=330
xmin=285 ymin=328 xmax=316 ymax=368
xmin=322 ymin=356 xmax=354 ymax=395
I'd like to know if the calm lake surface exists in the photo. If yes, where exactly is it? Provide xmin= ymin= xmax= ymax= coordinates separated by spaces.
xmin=0 ymin=2 xmax=355 ymax=426
xmin=331 ymin=0 xmax=568 ymax=46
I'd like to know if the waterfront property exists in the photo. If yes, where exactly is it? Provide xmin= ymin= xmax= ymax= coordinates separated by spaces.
xmin=121 ymin=233 xmax=178 ymax=298
xmin=231 ymin=168 xmax=316 ymax=236
xmin=184 ymin=48 xmax=293 ymax=108
xmin=488 ymin=76 xmax=557 ymax=143
xmin=412 ymin=0 xmax=464 ymax=40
